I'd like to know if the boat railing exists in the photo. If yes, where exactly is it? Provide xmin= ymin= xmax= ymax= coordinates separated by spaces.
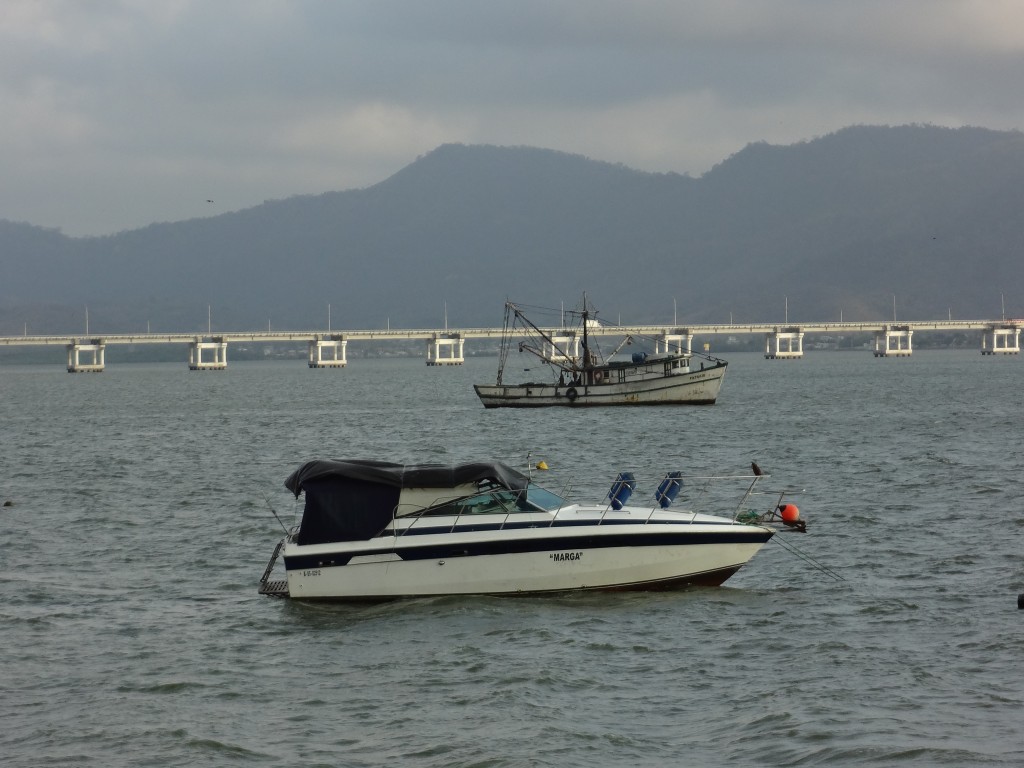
xmin=389 ymin=490 xmax=548 ymax=535
xmin=530 ymin=470 xmax=795 ymax=526
xmin=381 ymin=471 xmax=792 ymax=534
xmin=546 ymin=484 xmax=572 ymax=527
xmin=391 ymin=500 xmax=448 ymax=537
xmin=392 ymin=489 xmax=480 ymax=525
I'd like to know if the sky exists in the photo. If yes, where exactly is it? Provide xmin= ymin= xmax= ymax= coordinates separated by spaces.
xmin=3 ymin=1 xmax=1023 ymax=237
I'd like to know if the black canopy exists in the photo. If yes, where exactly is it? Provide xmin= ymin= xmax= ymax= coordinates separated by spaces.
xmin=284 ymin=459 xmax=530 ymax=545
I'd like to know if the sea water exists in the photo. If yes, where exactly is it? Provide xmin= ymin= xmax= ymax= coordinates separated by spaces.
xmin=1 ymin=351 xmax=1022 ymax=766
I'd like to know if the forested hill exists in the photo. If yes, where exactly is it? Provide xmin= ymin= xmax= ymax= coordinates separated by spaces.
xmin=2 ymin=124 xmax=1022 ymax=335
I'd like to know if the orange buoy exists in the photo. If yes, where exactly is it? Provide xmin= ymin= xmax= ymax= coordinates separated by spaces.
xmin=778 ymin=503 xmax=801 ymax=524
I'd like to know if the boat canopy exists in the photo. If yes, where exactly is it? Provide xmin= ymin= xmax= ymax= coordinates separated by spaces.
xmin=284 ymin=459 xmax=530 ymax=545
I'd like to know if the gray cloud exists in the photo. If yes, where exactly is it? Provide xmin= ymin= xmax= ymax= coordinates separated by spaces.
xmin=2 ymin=0 xmax=1022 ymax=235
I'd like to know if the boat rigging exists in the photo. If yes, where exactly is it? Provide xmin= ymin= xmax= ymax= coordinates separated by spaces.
xmin=477 ymin=296 xmax=729 ymax=407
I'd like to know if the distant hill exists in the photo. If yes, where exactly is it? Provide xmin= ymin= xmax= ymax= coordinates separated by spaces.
xmin=2 ymin=124 xmax=1022 ymax=335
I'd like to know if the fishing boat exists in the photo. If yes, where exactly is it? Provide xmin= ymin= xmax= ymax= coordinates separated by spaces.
xmin=473 ymin=299 xmax=728 ymax=407
xmin=258 ymin=459 xmax=805 ymax=601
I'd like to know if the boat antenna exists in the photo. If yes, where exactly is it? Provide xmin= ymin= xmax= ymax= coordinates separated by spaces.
xmin=262 ymin=490 xmax=289 ymax=534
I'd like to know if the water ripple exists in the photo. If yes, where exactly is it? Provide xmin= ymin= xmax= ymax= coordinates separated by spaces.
xmin=3 ymin=355 xmax=1023 ymax=767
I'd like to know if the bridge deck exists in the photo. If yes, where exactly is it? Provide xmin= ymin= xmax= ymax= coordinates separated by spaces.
xmin=1 ymin=319 xmax=1019 ymax=347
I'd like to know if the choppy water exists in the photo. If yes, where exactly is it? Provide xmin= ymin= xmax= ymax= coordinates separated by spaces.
xmin=2 ymin=351 xmax=1022 ymax=767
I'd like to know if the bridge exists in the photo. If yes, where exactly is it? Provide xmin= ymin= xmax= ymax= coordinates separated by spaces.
xmin=0 ymin=319 xmax=1019 ymax=372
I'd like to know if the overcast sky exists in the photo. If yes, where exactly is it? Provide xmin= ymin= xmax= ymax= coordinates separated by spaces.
xmin=3 ymin=1 xmax=1023 ymax=236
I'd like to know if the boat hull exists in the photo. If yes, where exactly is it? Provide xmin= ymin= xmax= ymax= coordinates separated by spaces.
xmin=474 ymin=362 xmax=726 ymax=407
xmin=280 ymin=524 xmax=771 ymax=600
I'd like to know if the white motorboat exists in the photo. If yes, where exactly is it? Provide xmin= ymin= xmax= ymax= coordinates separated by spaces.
xmin=473 ymin=299 xmax=728 ymax=407
xmin=259 ymin=459 xmax=804 ymax=601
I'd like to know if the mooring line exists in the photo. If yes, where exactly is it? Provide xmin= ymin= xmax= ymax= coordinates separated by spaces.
xmin=772 ymin=533 xmax=846 ymax=581
xmin=262 ymin=490 xmax=289 ymax=533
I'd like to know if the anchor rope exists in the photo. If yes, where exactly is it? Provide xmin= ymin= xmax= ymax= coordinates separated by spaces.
xmin=770 ymin=532 xmax=845 ymax=581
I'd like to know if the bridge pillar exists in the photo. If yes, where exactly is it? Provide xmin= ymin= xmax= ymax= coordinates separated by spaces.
xmin=873 ymin=325 xmax=913 ymax=357
xmin=655 ymin=329 xmax=693 ymax=355
xmin=189 ymin=337 xmax=227 ymax=370
xmin=544 ymin=331 xmax=580 ymax=365
xmin=66 ymin=338 xmax=106 ymax=372
xmin=426 ymin=333 xmax=464 ymax=365
xmin=765 ymin=327 xmax=804 ymax=359
xmin=308 ymin=335 xmax=348 ymax=367
xmin=981 ymin=324 xmax=1021 ymax=355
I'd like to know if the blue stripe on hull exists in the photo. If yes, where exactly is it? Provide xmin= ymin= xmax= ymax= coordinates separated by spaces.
xmin=283 ymin=528 xmax=772 ymax=572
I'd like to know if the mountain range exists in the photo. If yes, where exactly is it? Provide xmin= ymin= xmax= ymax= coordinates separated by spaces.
xmin=2 ymin=123 xmax=1022 ymax=336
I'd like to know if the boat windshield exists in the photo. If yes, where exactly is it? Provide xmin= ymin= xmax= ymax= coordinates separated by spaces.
xmin=525 ymin=483 xmax=568 ymax=511
xmin=418 ymin=483 xmax=566 ymax=517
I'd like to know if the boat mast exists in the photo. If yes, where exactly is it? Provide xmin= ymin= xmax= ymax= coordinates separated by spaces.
xmin=508 ymin=302 xmax=579 ymax=375
xmin=580 ymin=292 xmax=592 ymax=376
xmin=495 ymin=301 xmax=515 ymax=385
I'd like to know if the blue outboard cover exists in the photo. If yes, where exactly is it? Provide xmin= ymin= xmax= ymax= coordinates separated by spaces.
xmin=608 ymin=472 xmax=636 ymax=510
xmin=655 ymin=471 xmax=684 ymax=508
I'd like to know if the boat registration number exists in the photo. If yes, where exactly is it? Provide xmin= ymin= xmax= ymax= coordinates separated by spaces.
xmin=301 ymin=569 xmax=322 ymax=577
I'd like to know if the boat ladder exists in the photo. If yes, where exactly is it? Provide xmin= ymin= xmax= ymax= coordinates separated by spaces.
xmin=258 ymin=538 xmax=290 ymax=598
